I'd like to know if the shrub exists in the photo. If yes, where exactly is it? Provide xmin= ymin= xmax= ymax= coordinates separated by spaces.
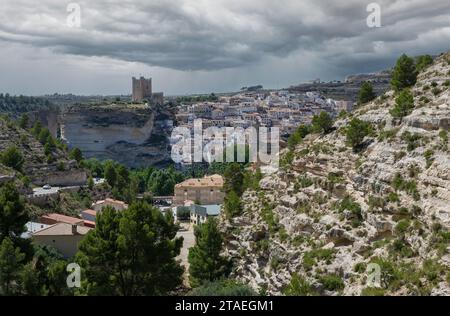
xmin=319 ymin=274 xmax=345 ymax=291
xmin=424 ymin=149 xmax=434 ymax=169
xmin=415 ymin=55 xmax=433 ymax=72
xmin=346 ymin=118 xmax=371 ymax=152
xmin=395 ymin=219 xmax=411 ymax=235
xmin=390 ymin=89 xmax=414 ymax=119
xmin=311 ymin=112 xmax=333 ymax=134
xmin=283 ymin=273 xmax=314 ymax=296
xmin=0 ymin=146 xmax=24 ymax=171
xmin=432 ymin=87 xmax=441 ymax=96
xmin=303 ymin=248 xmax=335 ymax=270
xmin=401 ymin=131 xmax=421 ymax=151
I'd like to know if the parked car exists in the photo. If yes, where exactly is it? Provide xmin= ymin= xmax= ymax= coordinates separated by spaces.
xmin=43 ymin=184 xmax=52 ymax=190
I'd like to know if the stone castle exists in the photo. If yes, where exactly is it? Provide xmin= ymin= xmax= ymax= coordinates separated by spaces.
xmin=132 ymin=76 xmax=164 ymax=104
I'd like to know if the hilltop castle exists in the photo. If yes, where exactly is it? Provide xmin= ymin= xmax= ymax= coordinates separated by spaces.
xmin=132 ymin=76 xmax=164 ymax=104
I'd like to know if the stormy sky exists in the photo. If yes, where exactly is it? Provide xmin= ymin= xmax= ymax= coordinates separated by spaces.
xmin=0 ymin=0 xmax=449 ymax=96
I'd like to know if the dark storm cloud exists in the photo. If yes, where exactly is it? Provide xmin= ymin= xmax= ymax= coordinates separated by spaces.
xmin=1 ymin=0 xmax=449 ymax=72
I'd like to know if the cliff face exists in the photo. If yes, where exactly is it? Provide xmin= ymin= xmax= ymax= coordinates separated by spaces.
xmin=222 ymin=52 xmax=450 ymax=296
xmin=60 ymin=103 xmax=174 ymax=168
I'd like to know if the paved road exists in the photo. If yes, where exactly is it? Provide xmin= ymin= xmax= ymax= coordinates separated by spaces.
xmin=32 ymin=186 xmax=60 ymax=196
xmin=176 ymin=222 xmax=195 ymax=286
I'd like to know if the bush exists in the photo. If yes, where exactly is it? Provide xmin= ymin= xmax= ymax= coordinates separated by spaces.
xmin=415 ymin=55 xmax=433 ymax=72
xmin=283 ymin=273 xmax=314 ymax=296
xmin=346 ymin=118 xmax=371 ymax=152
xmin=319 ymin=274 xmax=345 ymax=291
xmin=395 ymin=219 xmax=411 ymax=235
xmin=424 ymin=149 xmax=434 ymax=169
xmin=287 ymin=125 xmax=310 ymax=150
xmin=303 ymin=248 xmax=335 ymax=270
xmin=311 ymin=112 xmax=333 ymax=134
xmin=0 ymin=146 xmax=24 ymax=171
xmin=390 ymin=89 xmax=414 ymax=119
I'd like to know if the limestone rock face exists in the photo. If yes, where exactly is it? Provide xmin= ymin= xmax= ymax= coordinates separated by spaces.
xmin=60 ymin=103 xmax=174 ymax=168
xmin=221 ymin=52 xmax=450 ymax=296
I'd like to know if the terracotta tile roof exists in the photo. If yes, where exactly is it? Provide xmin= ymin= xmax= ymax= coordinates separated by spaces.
xmin=40 ymin=213 xmax=84 ymax=225
xmin=82 ymin=209 xmax=97 ymax=216
xmin=175 ymin=174 xmax=224 ymax=188
xmin=92 ymin=198 xmax=128 ymax=208
xmin=83 ymin=220 xmax=96 ymax=228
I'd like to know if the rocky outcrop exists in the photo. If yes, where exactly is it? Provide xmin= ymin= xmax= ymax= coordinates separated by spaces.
xmin=222 ymin=52 xmax=450 ymax=296
xmin=60 ymin=103 xmax=174 ymax=168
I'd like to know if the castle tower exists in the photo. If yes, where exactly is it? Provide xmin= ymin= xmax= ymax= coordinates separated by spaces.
xmin=132 ymin=76 xmax=152 ymax=102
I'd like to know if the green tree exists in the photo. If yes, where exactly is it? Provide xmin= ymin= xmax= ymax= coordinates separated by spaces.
xmin=288 ymin=124 xmax=310 ymax=150
xmin=0 ymin=182 xmax=29 ymax=242
xmin=0 ymin=146 xmax=24 ymax=171
xmin=391 ymin=54 xmax=418 ymax=91
xmin=415 ymin=55 xmax=433 ymax=72
xmin=76 ymin=203 xmax=183 ymax=295
xmin=38 ymin=128 xmax=51 ymax=145
xmin=20 ymin=262 xmax=46 ymax=296
xmin=358 ymin=82 xmax=376 ymax=105
xmin=0 ymin=237 xmax=25 ymax=295
xmin=87 ymin=176 xmax=94 ymax=190
xmin=346 ymin=118 xmax=372 ymax=152
xmin=311 ymin=111 xmax=333 ymax=134
xmin=32 ymin=244 xmax=71 ymax=296
xmin=390 ymin=89 xmax=414 ymax=119
xmin=188 ymin=218 xmax=230 ymax=288
xmin=31 ymin=121 xmax=42 ymax=137
xmin=147 ymin=170 xmax=176 ymax=196
xmin=224 ymin=190 xmax=242 ymax=218
xmin=18 ymin=113 xmax=29 ymax=129
xmin=69 ymin=147 xmax=83 ymax=163
xmin=104 ymin=162 xmax=117 ymax=187
xmin=223 ymin=163 xmax=244 ymax=196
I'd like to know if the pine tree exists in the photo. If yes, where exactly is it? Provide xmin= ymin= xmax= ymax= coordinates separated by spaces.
xmin=18 ymin=114 xmax=29 ymax=129
xmin=390 ymin=89 xmax=414 ymax=119
xmin=69 ymin=147 xmax=83 ymax=163
xmin=188 ymin=218 xmax=230 ymax=288
xmin=358 ymin=82 xmax=376 ymax=105
xmin=346 ymin=118 xmax=372 ymax=152
xmin=0 ymin=237 xmax=25 ymax=295
xmin=224 ymin=190 xmax=242 ymax=218
xmin=391 ymin=54 xmax=418 ymax=91
xmin=76 ymin=203 xmax=183 ymax=295
xmin=223 ymin=163 xmax=244 ymax=196
xmin=311 ymin=111 xmax=333 ymax=134
xmin=415 ymin=55 xmax=433 ymax=72
xmin=0 ymin=182 xmax=28 ymax=242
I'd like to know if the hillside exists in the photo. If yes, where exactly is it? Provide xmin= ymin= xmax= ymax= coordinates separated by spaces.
xmin=221 ymin=52 xmax=450 ymax=296
xmin=0 ymin=116 xmax=86 ymax=187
